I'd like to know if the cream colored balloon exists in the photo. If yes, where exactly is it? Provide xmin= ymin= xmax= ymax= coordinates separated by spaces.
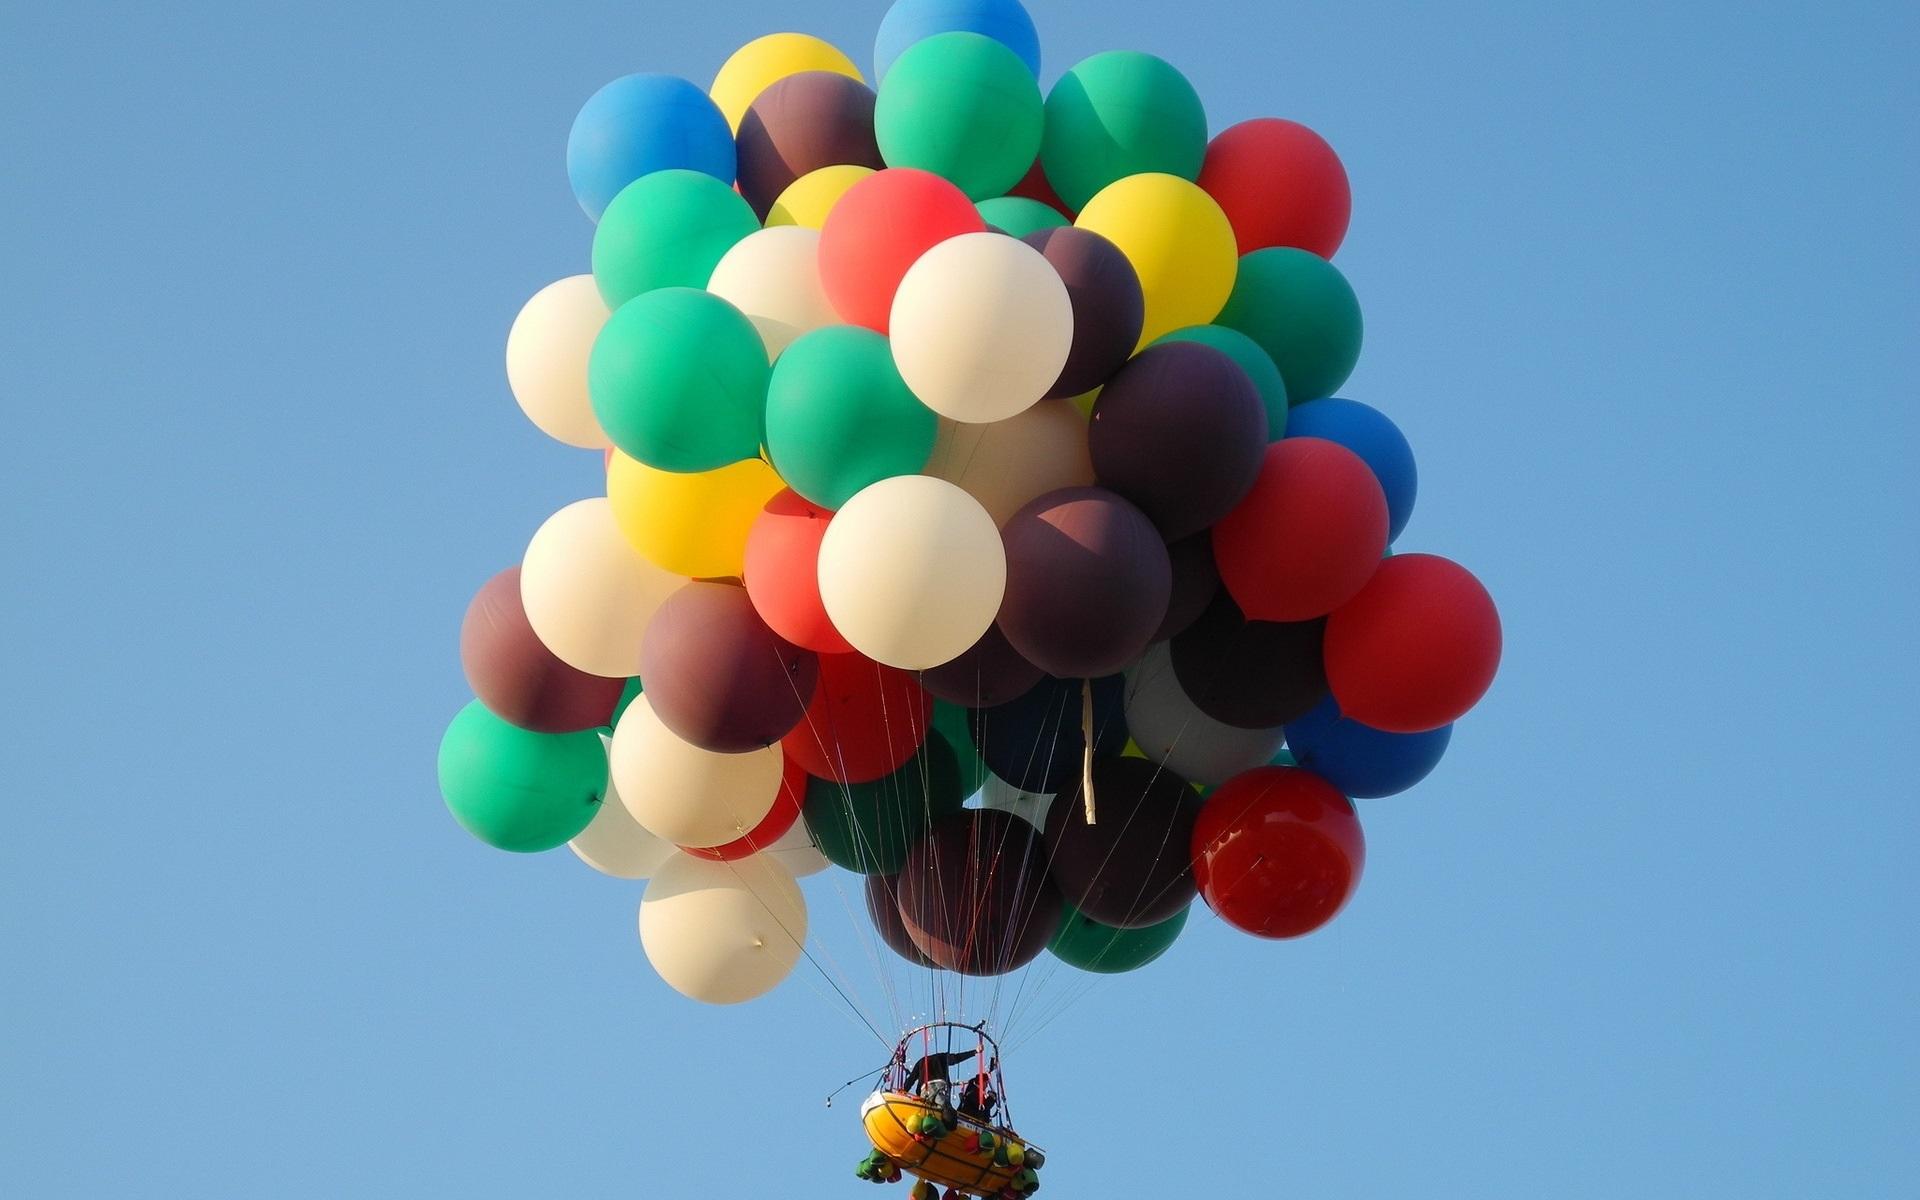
xmin=816 ymin=475 xmax=1006 ymax=670
xmin=640 ymin=852 xmax=808 ymax=1005
xmin=570 ymin=733 xmax=675 ymax=878
xmin=505 ymin=275 xmax=613 ymax=449
xmin=610 ymin=696 xmax=784 ymax=848
xmin=761 ymin=814 xmax=830 ymax=878
xmin=924 ymin=399 xmax=1095 ymax=526
xmin=706 ymin=226 xmax=838 ymax=361
xmin=889 ymin=232 xmax=1074 ymax=424
xmin=520 ymin=498 xmax=680 ymax=678
xmin=1123 ymin=643 xmax=1287 ymax=787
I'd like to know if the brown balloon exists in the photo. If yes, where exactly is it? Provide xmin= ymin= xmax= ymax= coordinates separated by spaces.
xmin=896 ymin=809 xmax=1062 ymax=976
xmin=639 ymin=581 xmax=820 ymax=753
xmin=1170 ymin=590 xmax=1328 ymax=729
xmin=918 ymin=623 xmax=1045 ymax=708
xmin=865 ymin=873 xmax=935 ymax=967
xmin=461 ymin=566 xmax=625 ymax=732
xmin=735 ymin=71 xmax=884 ymax=219
xmin=998 ymin=486 xmax=1171 ymax=679
xmin=1021 ymin=227 xmax=1144 ymax=399
xmin=1045 ymin=755 xmax=1202 ymax=929
xmin=1156 ymin=532 xmax=1221 ymax=643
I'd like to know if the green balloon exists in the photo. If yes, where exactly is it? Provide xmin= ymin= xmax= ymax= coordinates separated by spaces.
xmin=1152 ymin=325 xmax=1289 ymax=438
xmin=1047 ymin=901 xmax=1189 ymax=974
xmin=1040 ymin=51 xmax=1207 ymax=211
xmin=932 ymin=701 xmax=991 ymax=797
xmin=591 ymin=168 xmax=759 ymax=308
xmin=589 ymin=287 xmax=770 ymax=472
xmin=764 ymin=326 xmax=936 ymax=509
xmin=610 ymin=676 xmax=644 ymax=729
xmin=976 ymin=196 xmax=1068 ymax=238
xmin=438 ymin=700 xmax=606 ymax=853
xmin=802 ymin=733 xmax=964 ymax=874
xmin=1215 ymin=248 xmax=1363 ymax=404
xmin=875 ymin=32 xmax=1044 ymax=201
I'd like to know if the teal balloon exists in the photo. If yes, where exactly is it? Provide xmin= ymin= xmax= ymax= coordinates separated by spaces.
xmin=438 ymin=701 xmax=606 ymax=852
xmin=1152 ymin=325 xmax=1289 ymax=438
xmin=609 ymin=677 xmax=644 ymax=729
xmin=875 ymin=32 xmax=1044 ymax=200
xmin=764 ymin=326 xmax=936 ymax=508
xmin=932 ymin=700 xmax=991 ymax=796
xmin=1047 ymin=901 xmax=1188 ymax=973
xmin=591 ymin=169 xmax=759 ymax=307
xmin=1041 ymin=51 xmax=1207 ymax=211
xmin=976 ymin=195 xmax=1068 ymax=238
xmin=589 ymin=288 xmax=770 ymax=472
xmin=802 ymin=733 xmax=965 ymax=874
xmin=1215 ymin=247 xmax=1363 ymax=403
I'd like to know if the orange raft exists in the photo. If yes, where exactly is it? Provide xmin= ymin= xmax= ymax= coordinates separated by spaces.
xmin=861 ymin=1090 xmax=1043 ymax=1197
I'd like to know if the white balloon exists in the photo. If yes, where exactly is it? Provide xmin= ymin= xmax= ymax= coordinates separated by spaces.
xmin=640 ymin=852 xmax=808 ymax=1005
xmin=1124 ymin=643 xmax=1287 ymax=787
xmin=817 ymin=475 xmax=1007 ymax=670
xmin=505 ymin=275 xmax=613 ymax=449
xmin=706 ymin=226 xmax=839 ymax=361
xmin=889 ymin=232 xmax=1074 ymax=424
xmin=570 ymin=733 xmax=675 ymax=878
xmin=925 ymin=399 xmax=1095 ymax=526
xmin=611 ymin=696 xmax=784 ymax=848
xmin=520 ymin=498 xmax=680 ymax=678
xmin=760 ymin=815 xmax=830 ymax=878
xmin=974 ymin=773 xmax=1056 ymax=830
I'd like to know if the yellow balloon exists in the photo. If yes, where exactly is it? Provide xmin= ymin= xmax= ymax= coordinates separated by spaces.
xmin=766 ymin=164 xmax=874 ymax=229
xmin=711 ymin=33 xmax=863 ymax=131
xmin=1075 ymin=173 xmax=1239 ymax=347
xmin=607 ymin=452 xmax=784 ymax=579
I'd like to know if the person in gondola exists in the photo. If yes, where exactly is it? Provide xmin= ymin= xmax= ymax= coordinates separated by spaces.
xmin=957 ymin=1061 xmax=999 ymax=1124
xmin=904 ymin=1046 xmax=978 ymax=1118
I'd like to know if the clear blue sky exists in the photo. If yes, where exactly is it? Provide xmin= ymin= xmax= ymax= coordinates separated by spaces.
xmin=3 ymin=1 xmax=1915 ymax=1195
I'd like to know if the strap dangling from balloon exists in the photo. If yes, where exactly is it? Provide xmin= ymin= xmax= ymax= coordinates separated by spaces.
xmin=1081 ymin=677 xmax=1097 ymax=826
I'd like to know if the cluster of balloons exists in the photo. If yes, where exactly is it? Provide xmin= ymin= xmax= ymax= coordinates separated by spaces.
xmin=442 ymin=0 xmax=1501 ymax=1009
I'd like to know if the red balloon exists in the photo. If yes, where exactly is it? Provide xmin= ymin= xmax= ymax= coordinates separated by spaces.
xmin=1006 ymin=157 xmax=1073 ymax=218
xmin=1198 ymin=118 xmax=1352 ymax=259
xmin=1213 ymin=437 xmax=1387 ymax=622
xmin=817 ymin=168 xmax=986 ymax=332
xmin=782 ymin=652 xmax=933 ymax=783
xmin=683 ymin=753 xmax=807 ymax=861
xmin=1191 ymin=766 xmax=1364 ymax=938
xmin=1324 ymin=553 xmax=1500 ymax=733
xmin=460 ymin=566 xmax=624 ymax=732
xmin=744 ymin=489 xmax=854 ymax=655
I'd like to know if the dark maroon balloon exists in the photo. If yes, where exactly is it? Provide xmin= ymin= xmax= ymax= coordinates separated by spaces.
xmin=1045 ymin=755 xmax=1202 ymax=928
xmin=1021 ymin=227 xmax=1144 ymax=399
xmin=1089 ymin=342 xmax=1268 ymax=540
xmin=896 ymin=809 xmax=1062 ymax=976
xmin=735 ymin=72 xmax=883 ymax=218
xmin=998 ymin=487 xmax=1171 ymax=679
xmin=1155 ymin=533 xmax=1221 ymax=643
xmin=461 ymin=566 xmax=625 ymax=732
xmin=865 ymin=874 xmax=934 ymax=967
xmin=919 ymin=624 xmax=1045 ymax=708
xmin=1171 ymin=591 xmax=1327 ymax=729
xmin=639 ymin=582 xmax=819 ymax=753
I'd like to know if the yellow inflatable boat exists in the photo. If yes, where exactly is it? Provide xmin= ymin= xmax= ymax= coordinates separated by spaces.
xmin=854 ymin=1024 xmax=1045 ymax=1198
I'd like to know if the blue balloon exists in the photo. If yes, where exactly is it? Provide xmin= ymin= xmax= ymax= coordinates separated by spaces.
xmin=566 ymin=74 xmax=735 ymax=221
xmin=875 ymin=0 xmax=1042 ymax=82
xmin=971 ymin=674 xmax=1125 ymax=795
xmin=1284 ymin=695 xmax=1450 ymax=799
xmin=1284 ymin=397 xmax=1418 ymax=542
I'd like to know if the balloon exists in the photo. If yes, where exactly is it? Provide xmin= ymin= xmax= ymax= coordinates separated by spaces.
xmin=639 ymin=582 xmax=819 ymax=752
xmin=1283 ymin=695 xmax=1451 ymax=799
xmin=866 ymin=875 xmax=936 ymax=966
xmin=1006 ymin=156 xmax=1071 ymax=217
xmin=462 ymin=566 xmax=624 ymax=733
xmin=685 ymin=754 xmax=810 ymax=860
xmin=1041 ymin=52 xmax=1206 ymax=211
xmin=1049 ymin=902 xmax=1187 ymax=974
xmin=1198 ymin=118 xmax=1351 ymax=259
xmin=889 ymin=232 xmax=1073 ymax=423
xmin=567 ymin=74 xmax=735 ymax=220
xmin=743 ymin=490 xmax=855 ymax=654
xmin=606 ymin=453 xmax=785 ymax=579
xmin=764 ymin=326 xmax=938 ymax=509
xmin=439 ymin=701 xmax=605 ymax=852
xmin=875 ymin=33 xmax=1043 ymax=200
xmin=1020 ymin=227 xmax=1142 ymax=399
xmin=896 ymin=808 xmax=1062 ymax=975
xmin=1322 ymin=554 xmax=1501 ymax=733
xmin=918 ymin=624 xmax=1043 ymax=708
xmin=767 ymin=164 xmax=875 ymax=229
xmin=1046 ymin=755 xmax=1200 ymax=928
xmin=640 ymin=852 xmax=807 ymax=1004
xmin=971 ymin=673 xmax=1126 ymax=795
xmin=802 ymin=733 xmax=964 ymax=873
xmin=1123 ymin=643 xmax=1286 ymax=786
xmin=931 ymin=701 xmax=992 ymax=795
xmin=588 ymin=288 xmax=769 ymax=472
xmin=1284 ymin=397 xmax=1417 ymax=543
xmin=977 ymin=196 xmax=1067 ymax=238
xmin=1170 ymin=592 xmax=1327 ymax=730
xmin=737 ymin=72 xmax=884 ymax=218
xmin=1075 ymin=174 xmax=1237 ymax=347
xmin=505 ymin=276 xmax=612 ymax=449
xmin=1215 ymin=247 xmax=1362 ymax=404
xmin=707 ymin=226 xmax=840 ymax=361
xmin=591 ymin=170 xmax=760 ymax=308
xmin=610 ymin=696 xmax=785 ymax=848
xmin=818 ymin=168 xmax=986 ymax=331
xmin=520 ymin=497 xmax=680 ymax=678
xmin=1191 ymin=766 xmax=1363 ymax=938
xmin=998 ymin=487 xmax=1171 ymax=678
xmin=571 ymin=732 xmax=677 ymax=878
xmin=875 ymin=0 xmax=1041 ymax=81
xmin=711 ymin=32 xmax=864 ymax=131
xmin=1151 ymin=325 xmax=1288 ymax=440
xmin=923 ymin=398 xmax=1094 ymax=527
xmin=782 ymin=652 xmax=933 ymax=783
xmin=1155 ymin=533 xmax=1220 ymax=643
xmin=1088 ymin=341 xmax=1267 ymax=540
xmin=816 ymin=475 xmax=1006 ymax=671
xmin=1213 ymin=438 xmax=1388 ymax=622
